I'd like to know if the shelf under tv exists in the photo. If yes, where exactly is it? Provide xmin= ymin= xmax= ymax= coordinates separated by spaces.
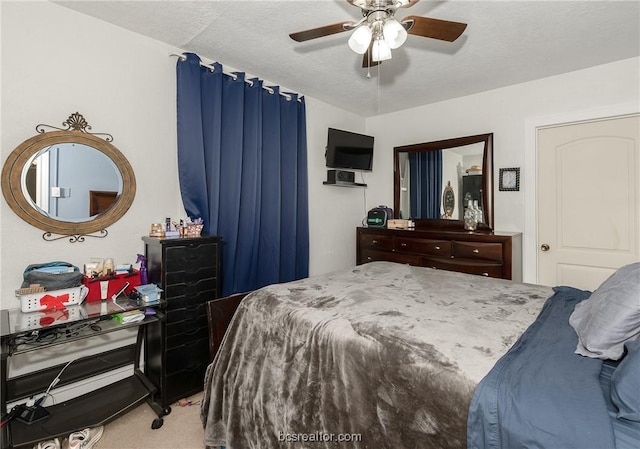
xmin=323 ymin=180 xmax=367 ymax=188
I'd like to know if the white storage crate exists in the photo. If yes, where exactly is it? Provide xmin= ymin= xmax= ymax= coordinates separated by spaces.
xmin=18 ymin=305 xmax=86 ymax=331
xmin=16 ymin=285 xmax=88 ymax=313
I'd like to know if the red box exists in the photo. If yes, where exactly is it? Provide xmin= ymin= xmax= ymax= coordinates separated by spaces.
xmin=82 ymin=270 xmax=141 ymax=302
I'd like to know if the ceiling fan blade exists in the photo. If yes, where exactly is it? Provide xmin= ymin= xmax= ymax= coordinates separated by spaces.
xmin=289 ymin=22 xmax=354 ymax=42
xmin=362 ymin=44 xmax=381 ymax=68
xmin=403 ymin=15 xmax=467 ymax=42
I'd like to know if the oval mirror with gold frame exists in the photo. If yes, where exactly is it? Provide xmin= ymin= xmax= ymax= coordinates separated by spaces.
xmin=442 ymin=181 xmax=455 ymax=218
xmin=1 ymin=113 xmax=136 ymax=242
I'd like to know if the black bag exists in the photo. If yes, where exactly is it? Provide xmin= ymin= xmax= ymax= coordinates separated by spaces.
xmin=22 ymin=262 xmax=83 ymax=290
xmin=366 ymin=205 xmax=393 ymax=227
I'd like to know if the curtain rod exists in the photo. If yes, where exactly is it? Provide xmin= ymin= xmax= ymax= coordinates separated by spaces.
xmin=169 ymin=53 xmax=298 ymax=101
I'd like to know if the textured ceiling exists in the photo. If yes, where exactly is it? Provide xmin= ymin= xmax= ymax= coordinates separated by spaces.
xmin=55 ymin=0 xmax=640 ymax=117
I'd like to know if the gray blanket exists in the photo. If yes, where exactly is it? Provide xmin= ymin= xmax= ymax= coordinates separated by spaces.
xmin=201 ymin=262 xmax=553 ymax=449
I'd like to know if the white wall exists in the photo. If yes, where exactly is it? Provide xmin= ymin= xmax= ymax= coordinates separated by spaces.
xmin=1 ymin=1 xmax=179 ymax=309
xmin=0 ymin=1 xmax=365 ymax=309
xmin=305 ymin=98 xmax=367 ymax=276
xmin=366 ymin=57 xmax=639 ymax=282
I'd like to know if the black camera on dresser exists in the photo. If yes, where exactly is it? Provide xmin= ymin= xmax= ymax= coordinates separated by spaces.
xmin=142 ymin=235 xmax=221 ymax=408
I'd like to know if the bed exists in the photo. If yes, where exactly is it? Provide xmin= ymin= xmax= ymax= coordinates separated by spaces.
xmin=201 ymin=261 xmax=640 ymax=449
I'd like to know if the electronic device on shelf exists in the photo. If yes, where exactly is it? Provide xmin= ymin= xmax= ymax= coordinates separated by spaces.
xmin=326 ymin=127 xmax=374 ymax=172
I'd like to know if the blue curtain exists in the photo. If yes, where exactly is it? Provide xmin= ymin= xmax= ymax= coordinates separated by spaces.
xmin=176 ymin=53 xmax=309 ymax=296
xmin=409 ymin=150 xmax=442 ymax=219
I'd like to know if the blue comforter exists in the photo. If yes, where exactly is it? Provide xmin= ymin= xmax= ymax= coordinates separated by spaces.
xmin=468 ymin=286 xmax=616 ymax=449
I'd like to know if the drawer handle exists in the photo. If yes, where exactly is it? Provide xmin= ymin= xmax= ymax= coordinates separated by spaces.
xmin=372 ymin=240 xmax=378 ymax=245
xmin=434 ymin=246 xmax=440 ymax=250
xmin=401 ymin=243 xmax=407 ymax=247
xmin=482 ymin=272 xmax=489 ymax=276
xmin=367 ymin=257 xmax=372 ymax=261
xmin=473 ymin=249 xmax=480 ymax=254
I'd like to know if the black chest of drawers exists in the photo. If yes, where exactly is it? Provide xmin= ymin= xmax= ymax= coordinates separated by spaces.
xmin=142 ymin=235 xmax=221 ymax=407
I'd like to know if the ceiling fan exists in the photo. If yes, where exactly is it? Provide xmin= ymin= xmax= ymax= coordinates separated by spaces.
xmin=289 ymin=0 xmax=467 ymax=67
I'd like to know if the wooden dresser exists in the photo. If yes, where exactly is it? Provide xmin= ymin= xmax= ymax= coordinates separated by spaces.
xmin=357 ymin=227 xmax=522 ymax=281
xmin=143 ymin=235 xmax=221 ymax=408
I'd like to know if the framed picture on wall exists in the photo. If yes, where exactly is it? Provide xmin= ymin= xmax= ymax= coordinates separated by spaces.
xmin=499 ymin=167 xmax=520 ymax=191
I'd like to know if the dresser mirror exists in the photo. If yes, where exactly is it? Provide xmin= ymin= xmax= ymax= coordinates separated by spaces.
xmin=1 ymin=113 xmax=136 ymax=241
xmin=393 ymin=133 xmax=494 ymax=231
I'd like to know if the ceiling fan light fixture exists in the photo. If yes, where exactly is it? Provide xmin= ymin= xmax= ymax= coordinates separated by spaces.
xmin=372 ymin=37 xmax=392 ymax=62
xmin=383 ymin=18 xmax=407 ymax=49
xmin=348 ymin=25 xmax=373 ymax=54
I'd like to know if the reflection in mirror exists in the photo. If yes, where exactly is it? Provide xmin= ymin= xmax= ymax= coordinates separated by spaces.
xmin=22 ymin=143 xmax=122 ymax=222
xmin=442 ymin=181 xmax=455 ymax=219
xmin=394 ymin=133 xmax=494 ymax=231
xmin=398 ymin=142 xmax=484 ymax=221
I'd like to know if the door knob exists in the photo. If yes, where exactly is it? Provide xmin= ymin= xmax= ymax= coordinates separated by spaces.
xmin=540 ymin=244 xmax=550 ymax=251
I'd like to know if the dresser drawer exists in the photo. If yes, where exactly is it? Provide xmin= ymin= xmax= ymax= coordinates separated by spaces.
xmin=166 ymin=301 xmax=208 ymax=323
xmin=360 ymin=249 xmax=423 ymax=266
xmin=166 ymin=336 xmax=209 ymax=373
xmin=167 ymin=324 xmax=209 ymax=348
xmin=395 ymin=238 xmax=451 ymax=256
xmin=164 ymin=338 xmax=210 ymax=402
xmin=167 ymin=290 xmax=216 ymax=310
xmin=360 ymin=249 xmax=396 ymax=264
xmin=452 ymin=241 xmax=503 ymax=262
xmin=359 ymin=233 xmax=393 ymax=251
xmin=167 ymin=309 xmax=209 ymax=337
xmin=165 ymin=267 xmax=217 ymax=287
xmin=426 ymin=258 xmax=503 ymax=278
xmin=164 ymin=277 xmax=218 ymax=299
xmin=164 ymin=362 xmax=208 ymax=404
xmin=165 ymin=242 xmax=219 ymax=273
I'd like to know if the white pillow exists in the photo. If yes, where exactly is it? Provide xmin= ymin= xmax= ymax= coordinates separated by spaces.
xmin=569 ymin=262 xmax=640 ymax=360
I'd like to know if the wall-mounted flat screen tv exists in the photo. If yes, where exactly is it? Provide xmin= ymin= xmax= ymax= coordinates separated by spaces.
xmin=326 ymin=127 xmax=374 ymax=171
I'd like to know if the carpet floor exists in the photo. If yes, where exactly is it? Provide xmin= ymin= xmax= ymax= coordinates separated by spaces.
xmin=93 ymin=391 xmax=205 ymax=449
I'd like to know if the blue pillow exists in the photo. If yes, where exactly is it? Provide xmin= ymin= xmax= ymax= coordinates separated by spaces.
xmin=611 ymin=337 xmax=640 ymax=422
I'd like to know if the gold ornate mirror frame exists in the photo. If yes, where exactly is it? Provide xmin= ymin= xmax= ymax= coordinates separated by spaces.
xmin=1 ymin=113 xmax=136 ymax=242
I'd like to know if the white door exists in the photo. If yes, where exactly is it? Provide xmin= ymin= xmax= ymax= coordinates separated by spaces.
xmin=537 ymin=115 xmax=640 ymax=290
